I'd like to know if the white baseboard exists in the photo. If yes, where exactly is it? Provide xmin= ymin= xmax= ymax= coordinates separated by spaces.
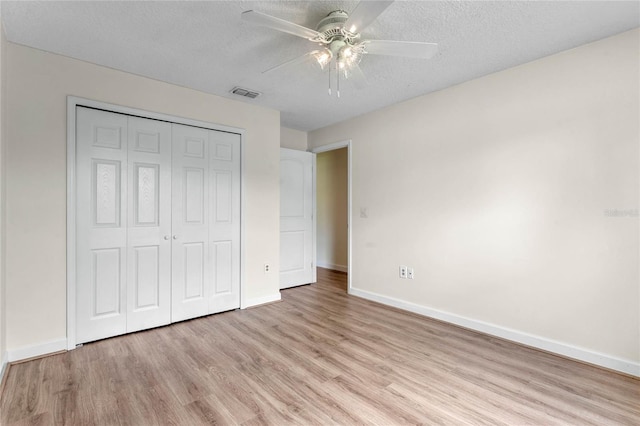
xmin=0 ymin=351 xmax=8 ymax=384
xmin=7 ymin=338 xmax=67 ymax=363
xmin=242 ymin=292 xmax=281 ymax=309
xmin=350 ymin=287 xmax=640 ymax=377
xmin=317 ymin=262 xmax=348 ymax=273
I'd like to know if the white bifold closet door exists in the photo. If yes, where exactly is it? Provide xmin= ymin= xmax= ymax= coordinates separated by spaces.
xmin=76 ymin=107 xmax=240 ymax=344
xmin=171 ymin=124 xmax=241 ymax=322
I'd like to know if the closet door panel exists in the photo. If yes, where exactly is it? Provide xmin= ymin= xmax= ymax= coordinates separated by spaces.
xmin=76 ymin=107 xmax=128 ymax=343
xmin=126 ymin=116 xmax=172 ymax=332
xmin=209 ymin=131 xmax=241 ymax=313
xmin=171 ymin=124 xmax=210 ymax=322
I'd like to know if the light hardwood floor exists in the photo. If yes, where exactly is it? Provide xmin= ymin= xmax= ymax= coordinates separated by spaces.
xmin=2 ymin=268 xmax=639 ymax=425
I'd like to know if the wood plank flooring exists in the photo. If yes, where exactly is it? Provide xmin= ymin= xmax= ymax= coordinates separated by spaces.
xmin=2 ymin=268 xmax=639 ymax=425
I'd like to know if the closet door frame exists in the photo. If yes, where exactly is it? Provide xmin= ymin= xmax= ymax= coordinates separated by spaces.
xmin=66 ymin=96 xmax=246 ymax=350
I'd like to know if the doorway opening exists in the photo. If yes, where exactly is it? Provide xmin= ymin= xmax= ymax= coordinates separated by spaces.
xmin=312 ymin=141 xmax=351 ymax=293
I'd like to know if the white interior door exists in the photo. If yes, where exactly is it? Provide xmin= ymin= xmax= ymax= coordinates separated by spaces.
xmin=280 ymin=148 xmax=315 ymax=289
xmin=171 ymin=124 xmax=211 ymax=322
xmin=125 ymin=116 xmax=172 ymax=332
xmin=208 ymin=131 xmax=241 ymax=312
xmin=76 ymin=108 xmax=129 ymax=343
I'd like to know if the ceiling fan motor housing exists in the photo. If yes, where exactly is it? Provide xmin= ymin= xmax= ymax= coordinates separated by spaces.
xmin=316 ymin=10 xmax=359 ymax=43
xmin=315 ymin=9 xmax=363 ymax=70
xmin=316 ymin=10 xmax=349 ymax=34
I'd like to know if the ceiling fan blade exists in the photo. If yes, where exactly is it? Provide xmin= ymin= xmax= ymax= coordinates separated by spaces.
xmin=363 ymin=40 xmax=438 ymax=59
xmin=344 ymin=1 xmax=394 ymax=33
xmin=242 ymin=10 xmax=320 ymax=40
xmin=263 ymin=50 xmax=324 ymax=74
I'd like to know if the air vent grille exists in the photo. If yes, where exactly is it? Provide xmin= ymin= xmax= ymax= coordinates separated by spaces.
xmin=230 ymin=87 xmax=261 ymax=99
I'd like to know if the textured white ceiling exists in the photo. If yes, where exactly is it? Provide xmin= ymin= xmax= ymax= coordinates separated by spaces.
xmin=2 ymin=1 xmax=638 ymax=131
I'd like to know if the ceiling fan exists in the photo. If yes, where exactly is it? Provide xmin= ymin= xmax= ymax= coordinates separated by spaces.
xmin=241 ymin=0 xmax=438 ymax=97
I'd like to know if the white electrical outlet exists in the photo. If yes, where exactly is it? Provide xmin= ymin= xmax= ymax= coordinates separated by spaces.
xmin=399 ymin=265 xmax=407 ymax=279
xmin=264 ymin=263 xmax=270 ymax=273
xmin=407 ymin=268 xmax=414 ymax=279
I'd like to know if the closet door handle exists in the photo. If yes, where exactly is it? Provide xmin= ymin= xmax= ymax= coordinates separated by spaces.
xmin=163 ymin=235 xmax=170 ymax=241
xmin=172 ymin=235 xmax=179 ymax=240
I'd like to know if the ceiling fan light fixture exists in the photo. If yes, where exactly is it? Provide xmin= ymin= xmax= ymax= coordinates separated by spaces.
xmin=337 ymin=43 xmax=364 ymax=76
xmin=314 ymin=49 xmax=333 ymax=69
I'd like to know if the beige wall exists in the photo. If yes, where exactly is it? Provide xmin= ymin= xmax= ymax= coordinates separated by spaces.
xmin=280 ymin=126 xmax=308 ymax=150
xmin=0 ymin=18 xmax=6 ymax=364
xmin=5 ymin=42 xmax=281 ymax=351
xmin=316 ymin=148 xmax=348 ymax=271
xmin=309 ymin=29 xmax=639 ymax=366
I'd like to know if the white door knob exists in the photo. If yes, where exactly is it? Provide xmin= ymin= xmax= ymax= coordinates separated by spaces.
xmin=172 ymin=235 xmax=178 ymax=240
xmin=163 ymin=235 xmax=170 ymax=240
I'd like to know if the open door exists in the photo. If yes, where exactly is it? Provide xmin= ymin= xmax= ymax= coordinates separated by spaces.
xmin=280 ymin=148 xmax=316 ymax=289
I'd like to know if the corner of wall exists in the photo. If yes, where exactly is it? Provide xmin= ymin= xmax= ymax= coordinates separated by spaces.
xmin=280 ymin=126 xmax=308 ymax=151
xmin=0 ymin=10 xmax=8 ymax=382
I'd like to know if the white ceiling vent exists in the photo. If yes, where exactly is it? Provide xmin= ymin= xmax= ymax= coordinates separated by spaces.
xmin=230 ymin=86 xmax=261 ymax=99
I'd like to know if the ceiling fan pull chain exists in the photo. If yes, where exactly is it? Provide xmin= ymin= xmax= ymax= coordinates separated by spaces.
xmin=337 ymin=61 xmax=341 ymax=98
xmin=328 ymin=62 xmax=332 ymax=96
